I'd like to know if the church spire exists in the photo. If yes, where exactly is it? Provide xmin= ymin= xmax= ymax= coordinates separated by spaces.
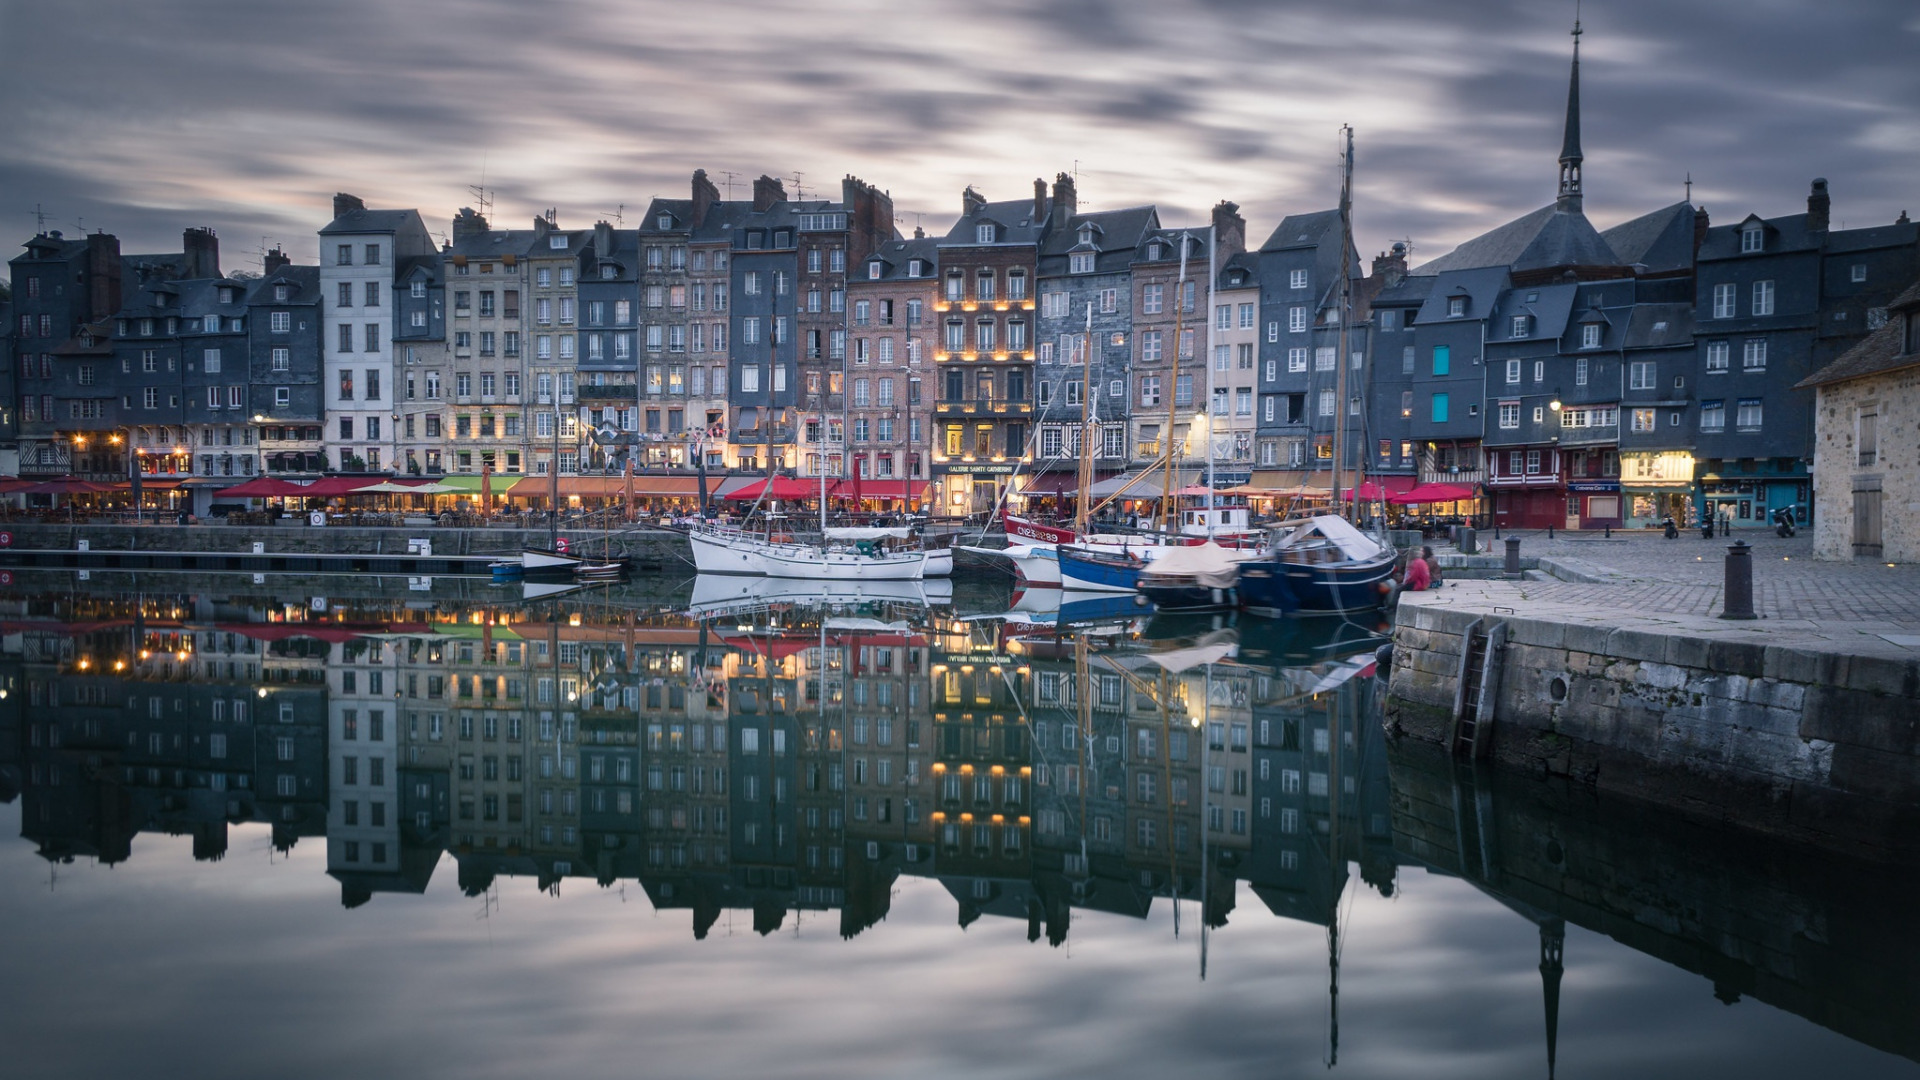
xmin=1557 ymin=13 xmax=1584 ymax=211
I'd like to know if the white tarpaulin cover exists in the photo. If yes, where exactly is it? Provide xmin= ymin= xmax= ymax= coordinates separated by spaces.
xmin=1138 ymin=541 xmax=1252 ymax=589
xmin=1274 ymin=515 xmax=1385 ymax=562
xmin=825 ymin=526 xmax=912 ymax=540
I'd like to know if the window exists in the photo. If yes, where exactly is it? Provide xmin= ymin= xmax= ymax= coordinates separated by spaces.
xmin=1736 ymin=398 xmax=1763 ymax=430
xmin=1431 ymin=393 xmax=1449 ymax=423
xmin=1703 ymin=340 xmax=1730 ymax=373
xmin=1857 ymin=409 xmax=1879 ymax=466
xmin=1317 ymin=390 xmax=1335 ymax=417
xmin=1699 ymin=400 xmax=1725 ymax=431
xmin=1742 ymin=339 xmax=1767 ymax=370
xmin=1069 ymin=252 xmax=1094 ymax=274
xmin=1448 ymin=295 xmax=1466 ymax=317
xmin=1100 ymin=288 xmax=1117 ymax=314
xmin=1498 ymin=402 xmax=1520 ymax=429
xmin=1752 ymin=280 xmax=1775 ymax=316
xmin=1289 ymin=268 xmax=1307 ymax=289
xmin=1631 ymin=408 xmax=1656 ymax=433
xmin=1712 ymin=283 xmax=1736 ymax=319
xmin=1630 ymin=361 xmax=1655 ymax=390
xmin=1575 ymin=356 xmax=1589 ymax=385
xmin=1505 ymin=358 xmax=1521 ymax=384
xmin=1432 ymin=345 xmax=1450 ymax=376
xmin=1851 ymin=263 xmax=1867 ymax=283
xmin=1741 ymin=226 xmax=1763 ymax=253
xmin=1288 ymin=306 xmax=1306 ymax=333
xmin=1511 ymin=314 xmax=1530 ymax=338
xmin=1581 ymin=322 xmax=1601 ymax=348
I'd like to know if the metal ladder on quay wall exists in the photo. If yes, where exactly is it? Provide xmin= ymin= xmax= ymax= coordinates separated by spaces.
xmin=1449 ymin=617 xmax=1507 ymax=761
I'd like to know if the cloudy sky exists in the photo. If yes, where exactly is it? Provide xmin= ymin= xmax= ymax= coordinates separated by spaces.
xmin=1 ymin=0 xmax=1916 ymax=271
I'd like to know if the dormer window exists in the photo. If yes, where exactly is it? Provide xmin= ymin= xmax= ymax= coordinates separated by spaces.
xmin=218 ymin=288 xmax=236 ymax=305
xmin=1078 ymin=226 xmax=1094 ymax=245
xmin=1581 ymin=323 xmax=1602 ymax=349
xmin=601 ymin=265 xmax=617 ymax=280
xmin=1741 ymin=226 xmax=1764 ymax=253
xmin=1069 ymin=252 xmax=1094 ymax=274
xmin=657 ymin=213 xmax=672 ymax=230
xmin=976 ymin=224 xmax=995 ymax=244
xmin=411 ymin=281 xmax=426 ymax=299
xmin=1447 ymin=296 xmax=1466 ymax=317
xmin=274 ymin=285 xmax=290 ymax=302
xmin=1510 ymin=315 xmax=1530 ymax=338
xmin=548 ymin=234 xmax=568 ymax=250
xmin=907 ymin=259 xmax=925 ymax=278
xmin=1147 ymin=242 xmax=1165 ymax=260
xmin=204 ymin=315 xmax=220 ymax=333
xmin=868 ymin=261 xmax=882 ymax=280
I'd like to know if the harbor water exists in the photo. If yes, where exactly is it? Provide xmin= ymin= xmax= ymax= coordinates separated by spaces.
xmin=0 ymin=572 xmax=1913 ymax=1079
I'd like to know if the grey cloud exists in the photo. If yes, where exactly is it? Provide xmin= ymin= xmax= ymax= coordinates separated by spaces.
xmin=0 ymin=0 xmax=1913 ymax=269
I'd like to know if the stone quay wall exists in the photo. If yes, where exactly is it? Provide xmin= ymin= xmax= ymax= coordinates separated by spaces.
xmin=0 ymin=522 xmax=696 ymax=567
xmin=1384 ymin=602 xmax=1920 ymax=860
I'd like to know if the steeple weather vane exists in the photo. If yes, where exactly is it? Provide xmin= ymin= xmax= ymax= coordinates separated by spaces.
xmin=1556 ymin=3 xmax=1585 ymax=211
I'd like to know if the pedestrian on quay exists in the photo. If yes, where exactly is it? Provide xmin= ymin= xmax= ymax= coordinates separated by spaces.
xmin=1420 ymin=545 xmax=1443 ymax=588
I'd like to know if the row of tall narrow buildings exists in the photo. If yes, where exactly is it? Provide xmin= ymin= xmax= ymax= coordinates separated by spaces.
xmin=5 ymin=32 xmax=1915 ymax=525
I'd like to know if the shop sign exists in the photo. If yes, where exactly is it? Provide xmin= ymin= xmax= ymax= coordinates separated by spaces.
xmin=1567 ymin=480 xmax=1620 ymax=493
xmin=941 ymin=463 xmax=1017 ymax=475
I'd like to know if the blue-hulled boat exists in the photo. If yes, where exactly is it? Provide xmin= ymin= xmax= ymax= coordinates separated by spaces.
xmin=1238 ymin=515 xmax=1396 ymax=615
xmin=1055 ymin=544 xmax=1148 ymax=592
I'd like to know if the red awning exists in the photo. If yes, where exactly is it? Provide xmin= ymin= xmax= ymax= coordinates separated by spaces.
xmin=0 ymin=477 xmax=36 ymax=494
xmin=1341 ymin=476 xmax=1418 ymax=501
xmin=1390 ymin=482 xmax=1478 ymax=505
xmin=21 ymin=478 xmax=115 ymax=495
xmin=216 ymin=476 xmax=314 ymax=497
xmin=827 ymin=479 xmax=928 ymax=500
xmin=1014 ymin=472 xmax=1080 ymax=495
xmin=299 ymin=476 xmax=386 ymax=496
xmin=719 ymin=633 xmax=816 ymax=660
xmin=723 ymin=476 xmax=818 ymax=501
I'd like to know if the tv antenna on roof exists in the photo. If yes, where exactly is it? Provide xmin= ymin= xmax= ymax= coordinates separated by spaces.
xmin=30 ymin=204 xmax=48 ymax=232
xmin=1684 ymin=173 xmax=1693 ymax=202
xmin=719 ymin=170 xmax=741 ymax=200
xmin=468 ymin=181 xmax=494 ymax=222
xmin=602 ymin=204 xmax=625 ymax=226
xmin=789 ymin=170 xmax=807 ymax=201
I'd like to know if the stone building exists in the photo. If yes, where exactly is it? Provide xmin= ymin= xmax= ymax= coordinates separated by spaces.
xmin=794 ymin=176 xmax=895 ymax=482
xmin=847 ymin=233 xmax=939 ymax=492
xmin=1204 ymin=204 xmax=1257 ymax=475
xmin=319 ymin=194 xmax=435 ymax=473
xmin=441 ymin=208 xmax=534 ymax=479
xmin=1033 ymin=178 xmax=1158 ymax=495
xmin=1801 ymin=279 xmax=1920 ymax=561
xmin=931 ymin=183 xmax=1047 ymax=514
xmin=525 ymin=214 xmax=589 ymax=476
xmin=249 ymin=252 xmax=327 ymax=479
xmin=1127 ymin=227 xmax=1210 ymax=475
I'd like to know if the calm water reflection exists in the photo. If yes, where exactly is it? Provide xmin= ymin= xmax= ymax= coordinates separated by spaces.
xmin=0 ymin=574 xmax=1913 ymax=1080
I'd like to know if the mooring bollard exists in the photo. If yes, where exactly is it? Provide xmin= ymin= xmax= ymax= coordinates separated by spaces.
xmin=1459 ymin=526 xmax=1477 ymax=556
xmin=1504 ymin=534 xmax=1521 ymax=578
xmin=1548 ymin=524 xmax=1555 ymax=539
xmin=1604 ymin=524 xmax=1611 ymax=539
xmin=1720 ymin=540 xmax=1758 ymax=620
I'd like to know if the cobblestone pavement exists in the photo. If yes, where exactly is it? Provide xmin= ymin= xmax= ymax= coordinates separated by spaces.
xmin=1440 ymin=529 xmax=1920 ymax=631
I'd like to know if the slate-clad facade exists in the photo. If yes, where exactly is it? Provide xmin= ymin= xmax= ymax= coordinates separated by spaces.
xmin=728 ymin=177 xmax=800 ymax=472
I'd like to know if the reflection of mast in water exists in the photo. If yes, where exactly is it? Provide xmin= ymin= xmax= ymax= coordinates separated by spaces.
xmin=1541 ymin=917 xmax=1564 ymax=1080
xmin=1326 ymin=678 xmax=1343 ymax=1069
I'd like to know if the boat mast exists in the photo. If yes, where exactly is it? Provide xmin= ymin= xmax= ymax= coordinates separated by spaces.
xmin=1204 ymin=224 xmax=1217 ymax=540
xmin=550 ymin=407 xmax=561 ymax=548
xmin=1160 ymin=232 xmax=1189 ymax=535
xmin=1074 ymin=302 xmax=1096 ymax=536
xmin=1335 ymin=125 xmax=1355 ymax=521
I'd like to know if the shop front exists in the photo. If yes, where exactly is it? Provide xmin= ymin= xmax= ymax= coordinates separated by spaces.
xmin=1566 ymin=479 xmax=1624 ymax=530
xmin=1486 ymin=446 xmax=1562 ymax=530
xmin=1619 ymin=450 xmax=1698 ymax=529
xmin=1698 ymin=472 xmax=1810 ymax=530
xmin=936 ymin=462 xmax=1019 ymax=519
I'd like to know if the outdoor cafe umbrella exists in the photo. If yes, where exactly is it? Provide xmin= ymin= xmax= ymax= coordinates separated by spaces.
xmin=22 ymin=477 xmax=114 ymax=521
xmin=723 ymin=476 xmax=816 ymax=501
xmin=481 ymin=460 xmax=493 ymax=513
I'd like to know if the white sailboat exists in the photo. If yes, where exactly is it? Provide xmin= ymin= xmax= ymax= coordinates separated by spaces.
xmin=687 ymin=470 xmax=929 ymax=580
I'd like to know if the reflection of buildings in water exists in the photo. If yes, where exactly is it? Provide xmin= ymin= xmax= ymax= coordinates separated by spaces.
xmin=6 ymin=591 xmax=1914 ymax=1073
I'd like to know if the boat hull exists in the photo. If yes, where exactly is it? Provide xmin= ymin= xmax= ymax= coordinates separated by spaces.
xmin=688 ymin=527 xmax=926 ymax=580
xmin=522 ymin=547 xmax=583 ymax=571
xmin=1056 ymin=546 xmax=1142 ymax=593
xmin=1241 ymin=552 xmax=1395 ymax=613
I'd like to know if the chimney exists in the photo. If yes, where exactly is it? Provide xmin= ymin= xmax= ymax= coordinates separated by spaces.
xmin=752 ymin=175 xmax=786 ymax=213
xmin=451 ymin=207 xmax=489 ymax=244
xmin=914 ymin=226 xmax=925 ymax=239
xmin=962 ymin=186 xmax=986 ymax=218
xmin=842 ymin=176 xmax=892 ymax=261
xmin=594 ymin=220 xmax=614 ymax=256
xmin=1371 ymin=243 xmax=1409 ymax=288
xmin=1033 ymin=178 xmax=1048 ymax=224
xmin=332 ymin=192 xmax=365 ymax=218
xmin=264 ymin=246 xmax=291 ymax=274
xmin=1807 ymin=178 xmax=1830 ymax=233
xmin=84 ymin=232 xmax=122 ymax=321
xmin=1210 ymin=201 xmax=1247 ymax=257
xmin=691 ymin=168 xmax=721 ymax=229
xmin=1051 ymin=173 xmax=1078 ymax=225
xmin=531 ymin=214 xmax=551 ymax=238
xmin=1693 ymin=205 xmax=1711 ymax=255
xmin=183 ymin=227 xmax=220 ymax=279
